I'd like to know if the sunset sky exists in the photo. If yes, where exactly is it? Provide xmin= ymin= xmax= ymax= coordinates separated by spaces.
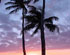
xmin=0 ymin=0 xmax=70 ymax=55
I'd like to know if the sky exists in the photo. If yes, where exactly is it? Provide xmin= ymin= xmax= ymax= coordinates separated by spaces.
xmin=0 ymin=0 xmax=70 ymax=55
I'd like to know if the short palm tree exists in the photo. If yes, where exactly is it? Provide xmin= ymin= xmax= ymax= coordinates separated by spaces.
xmin=5 ymin=0 xmax=31 ymax=55
xmin=24 ymin=6 xmax=59 ymax=55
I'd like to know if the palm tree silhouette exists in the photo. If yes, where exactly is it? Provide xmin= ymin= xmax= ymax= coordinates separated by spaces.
xmin=5 ymin=0 xmax=30 ymax=55
xmin=24 ymin=6 xmax=59 ymax=55
xmin=28 ymin=0 xmax=48 ymax=55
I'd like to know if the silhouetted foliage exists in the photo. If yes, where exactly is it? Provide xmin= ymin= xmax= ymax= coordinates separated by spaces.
xmin=24 ymin=6 xmax=59 ymax=36
xmin=5 ymin=0 xmax=30 ymax=14
xmin=33 ymin=0 xmax=39 ymax=3
xmin=5 ymin=0 xmax=31 ymax=55
xmin=5 ymin=1 xmax=59 ymax=55
xmin=24 ymin=5 xmax=59 ymax=55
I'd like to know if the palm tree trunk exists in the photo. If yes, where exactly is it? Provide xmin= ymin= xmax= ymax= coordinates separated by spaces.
xmin=40 ymin=0 xmax=46 ymax=55
xmin=22 ymin=0 xmax=26 ymax=55
xmin=22 ymin=8 xmax=26 ymax=55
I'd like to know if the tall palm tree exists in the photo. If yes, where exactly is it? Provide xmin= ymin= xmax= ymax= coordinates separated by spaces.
xmin=28 ymin=0 xmax=47 ymax=55
xmin=24 ymin=6 xmax=59 ymax=55
xmin=5 ymin=0 xmax=30 ymax=55
xmin=27 ymin=0 xmax=46 ymax=55
xmin=5 ymin=1 xmax=39 ymax=55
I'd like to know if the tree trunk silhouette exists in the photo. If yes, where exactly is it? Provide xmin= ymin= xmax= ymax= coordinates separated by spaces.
xmin=22 ymin=0 xmax=26 ymax=55
xmin=22 ymin=8 xmax=26 ymax=55
xmin=40 ymin=0 xmax=46 ymax=55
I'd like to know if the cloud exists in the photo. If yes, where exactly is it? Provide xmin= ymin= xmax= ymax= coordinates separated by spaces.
xmin=0 ymin=0 xmax=22 ymax=52
xmin=45 ymin=0 xmax=70 ymax=25
xmin=24 ymin=0 xmax=70 ymax=50
xmin=0 ymin=0 xmax=70 ymax=52
xmin=0 ymin=12 xmax=22 ymax=52
xmin=45 ymin=31 xmax=70 ymax=50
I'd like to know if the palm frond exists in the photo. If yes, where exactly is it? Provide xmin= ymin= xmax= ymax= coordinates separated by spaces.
xmin=45 ymin=24 xmax=59 ymax=32
xmin=34 ymin=0 xmax=39 ymax=3
xmin=9 ymin=7 xmax=20 ymax=14
xmin=6 ymin=5 xmax=19 ymax=10
xmin=29 ymin=10 xmax=42 ymax=20
xmin=29 ymin=10 xmax=41 ymax=15
xmin=11 ymin=0 xmax=23 ymax=2
xmin=5 ymin=2 xmax=15 ymax=5
xmin=48 ymin=16 xmax=58 ymax=21
xmin=24 ymin=15 xmax=36 ymax=22
xmin=31 ymin=24 xmax=40 ymax=36
xmin=28 ymin=5 xmax=36 ymax=11
xmin=44 ymin=16 xmax=59 ymax=24
xmin=24 ymin=23 xmax=36 ymax=31
xmin=28 ymin=5 xmax=42 ymax=17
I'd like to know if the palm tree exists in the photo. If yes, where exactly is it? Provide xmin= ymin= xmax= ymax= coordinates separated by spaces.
xmin=28 ymin=0 xmax=48 ymax=55
xmin=5 ymin=0 xmax=30 ymax=55
xmin=5 ymin=1 xmax=40 ymax=55
xmin=24 ymin=6 xmax=59 ymax=55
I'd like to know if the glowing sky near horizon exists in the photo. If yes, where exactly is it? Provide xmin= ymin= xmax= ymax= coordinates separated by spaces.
xmin=1 ymin=49 xmax=70 ymax=55
xmin=0 ymin=0 xmax=70 ymax=55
